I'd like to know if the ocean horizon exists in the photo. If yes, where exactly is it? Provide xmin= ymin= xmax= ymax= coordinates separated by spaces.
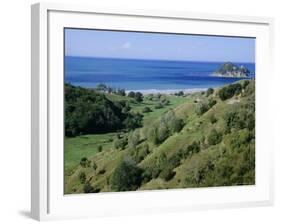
xmin=65 ymin=56 xmax=255 ymax=92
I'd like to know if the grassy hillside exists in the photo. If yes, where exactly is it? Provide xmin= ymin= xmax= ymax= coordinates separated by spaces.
xmin=64 ymin=80 xmax=255 ymax=194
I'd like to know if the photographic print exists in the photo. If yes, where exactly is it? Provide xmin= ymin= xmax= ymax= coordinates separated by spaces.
xmin=64 ymin=28 xmax=255 ymax=194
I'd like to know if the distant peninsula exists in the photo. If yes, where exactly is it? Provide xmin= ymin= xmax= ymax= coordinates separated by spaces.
xmin=213 ymin=62 xmax=250 ymax=78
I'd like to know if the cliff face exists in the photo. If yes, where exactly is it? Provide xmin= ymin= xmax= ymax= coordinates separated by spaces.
xmin=213 ymin=62 xmax=250 ymax=78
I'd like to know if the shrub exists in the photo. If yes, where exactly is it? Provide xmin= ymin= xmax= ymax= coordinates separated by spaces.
xmin=209 ymin=114 xmax=217 ymax=124
xmin=208 ymin=98 xmax=217 ymax=108
xmin=206 ymin=88 xmax=214 ymax=97
xmin=218 ymin=83 xmax=242 ymax=100
xmin=134 ymin=92 xmax=143 ymax=102
xmin=113 ymin=137 xmax=128 ymax=150
xmin=208 ymin=129 xmax=222 ymax=145
xmin=83 ymin=182 xmax=100 ymax=193
xmin=128 ymin=130 xmax=140 ymax=150
xmin=110 ymin=158 xmax=143 ymax=191
xmin=128 ymin=91 xmax=135 ymax=98
xmin=196 ymin=103 xmax=209 ymax=115
xmin=185 ymin=141 xmax=200 ymax=157
xmin=78 ymin=172 xmax=86 ymax=184
xmin=80 ymin=157 xmax=91 ymax=167
xmin=97 ymin=145 xmax=103 ymax=152
xmin=159 ymin=166 xmax=176 ymax=181
xmin=142 ymin=106 xmax=152 ymax=113
xmin=242 ymin=80 xmax=250 ymax=89
xmin=92 ymin=162 xmax=97 ymax=170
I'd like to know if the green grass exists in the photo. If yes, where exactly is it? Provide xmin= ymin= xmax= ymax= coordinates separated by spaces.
xmin=64 ymin=80 xmax=255 ymax=194
xmin=64 ymin=133 xmax=116 ymax=175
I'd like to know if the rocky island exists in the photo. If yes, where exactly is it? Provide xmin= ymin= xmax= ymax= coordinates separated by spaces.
xmin=213 ymin=62 xmax=250 ymax=78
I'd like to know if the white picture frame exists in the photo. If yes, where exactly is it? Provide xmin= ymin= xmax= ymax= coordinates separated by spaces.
xmin=31 ymin=2 xmax=274 ymax=221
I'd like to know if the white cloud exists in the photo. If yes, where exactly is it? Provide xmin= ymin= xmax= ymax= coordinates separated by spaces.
xmin=121 ymin=41 xmax=131 ymax=49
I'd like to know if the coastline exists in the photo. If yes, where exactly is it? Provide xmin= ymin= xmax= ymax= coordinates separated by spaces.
xmin=125 ymin=88 xmax=207 ymax=95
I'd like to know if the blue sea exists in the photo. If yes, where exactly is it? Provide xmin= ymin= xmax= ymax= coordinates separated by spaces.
xmin=65 ymin=56 xmax=255 ymax=91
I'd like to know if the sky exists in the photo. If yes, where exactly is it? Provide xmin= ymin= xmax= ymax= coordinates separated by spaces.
xmin=65 ymin=28 xmax=255 ymax=63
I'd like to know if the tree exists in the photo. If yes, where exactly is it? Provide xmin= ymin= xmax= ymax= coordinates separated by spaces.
xmin=208 ymin=129 xmax=222 ymax=145
xmin=134 ymin=92 xmax=143 ymax=102
xmin=110 ymin=158 xmax=143 ymax=191
xmin=128 ymin=91 xmax=135 ymax=98
xmin=97 ymin=145 xmax=103 ymax=152
xmin=218 ymin=83 xmax=242 ymax=100
xmin=206 ymin=88 xmax=214 ymax=97
xmin=80 ymin=157 xmax=91 ymax=167
xmin=79 ymin=172 xmax=86 ymax=184
xmin=196 ymin=103 xmax=209 ymax=115
xmin=83 ymin=182 xmax=100 ymax=193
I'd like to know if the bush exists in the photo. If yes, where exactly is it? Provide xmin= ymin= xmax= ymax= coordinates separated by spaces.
xmin=208 ymin=98 xmax=217 ymax=108
xmin=128 ymin=91 xmax=135 ymax=98
xmin=80 ymin=157 xmax=91 ymax=167
xmin=209 ymin=114 xmax=217 ymax=124
xmin=78 ymin=172 xmax=86 ymax=184
xmin=196 ymin=103 xmax=209 ymax=115
xmin=110 ymin=158 xmax=143 ymax=191
xmin=185 ymin=141 xmax=200 ymax=157
xmin=218 ymin=83 xmax=242 ymax=100
xmin=242 ymin=80 xmax=250 ymax=89
xmin=83 ymin=182 xmax=100 ymax=193
xmin=142 ymin=106 xmax=152 ymax=113
xmin=128 ymin=130 xmax=140 ymax=150
xmin=208 ymin=129 xmax=222 ymax=145
xmin=97 ymin=145 xmax=103 ymax=152
xmin=159 ymin=166 xmax=176 ymax=181
xmin=92 ymin=162 xmax=97 ymax=170
xmin=206 ymin=88 xmax=214 ymax=97
xmin=113 ymin=137 xmax=128 ymax=150
xmin=123 ymin=112 xmax=143 ymax=130
xmin=134 ymin=92 xmax=143 ymax=102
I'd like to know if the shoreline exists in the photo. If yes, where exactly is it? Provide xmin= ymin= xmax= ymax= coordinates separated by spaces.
xmin=125 ymin=88 xmax=207 ymax=95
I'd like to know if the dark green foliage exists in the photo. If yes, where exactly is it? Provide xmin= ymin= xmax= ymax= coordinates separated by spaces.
xmin=127 ymin=91 xmax=135 ymax=98
xmin=80 ymin=157 xmax=91 ymax=167
xmin=218 ymin=83 xmax=242 ymax=100
xmin=65 ymin=83 xmax=139 ymax=136
xmin=208 ymin=98 xmax=217 ymax=108
xmin=185 ymin=141 xmax=200 ymax=157
xmin=78 ymin=172 xmax=86 ymax=184
xmin=92 ymin=162 xmax=97 ymax=170
xmin=242 ymin=80 xmax=250 ymax=89
xmin=159 ymin=166 xmax=176 ymax=181
xmin=224 ymin=103 xmax=255 ymax=132
xmin=175 ymin=91 xmax=184 ymax=96
xmin=97 ymin=145 xmax=103 ymax=152
xmin=83 ymin=182 xmax=100 ymax=193
xmin=209 ymin=114 xmax=217 ymax=124
xmin=195 ymin=103 xmax=209 ymax=115
xmin=110 ymin=158 xmax=143 ymax=191
xmin=142 ymin=106 xmax=152 ymax=113
xmin=206 ymin=88 xmax=214 ymax=97
xmin=208 ymin=129 xmax=222 ymax=145
xmin=134 ymin=92 xmax=143 ymax=102
xmin=123 ymin=112 xmax=143 ymax=130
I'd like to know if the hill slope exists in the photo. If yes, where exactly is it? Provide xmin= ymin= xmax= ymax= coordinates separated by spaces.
xmin=65 ymin=80 xmax=255 ymax=194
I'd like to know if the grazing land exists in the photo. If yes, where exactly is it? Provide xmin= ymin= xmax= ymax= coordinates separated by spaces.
xmin=64 ymin=80 xmax=255 ymax=194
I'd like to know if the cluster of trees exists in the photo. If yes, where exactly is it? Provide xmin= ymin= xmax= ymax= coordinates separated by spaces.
xmin=96 ymin=83 xmax=126 ymax=96
xmin=218 ymin=83 xmax=242 ymax=100
xmin=65 ymin=84 xmax=143 ymax=137
xmin=148 ymin=111 xmax=184 ymax=145
xmin=127 ymin=91 xmax=144 ymax=102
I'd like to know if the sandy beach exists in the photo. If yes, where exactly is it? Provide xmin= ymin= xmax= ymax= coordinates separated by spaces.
xmin=125 ymin=88 xmax=207 ymax=95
